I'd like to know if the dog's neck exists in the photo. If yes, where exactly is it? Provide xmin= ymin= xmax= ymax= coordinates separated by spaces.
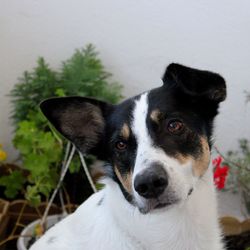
xmin=102 ymin=165 xmax=223 ymax=250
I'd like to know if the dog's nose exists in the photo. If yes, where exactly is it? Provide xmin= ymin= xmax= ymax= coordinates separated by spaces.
xmin=134 ymin=163 xmax=168 ymax=199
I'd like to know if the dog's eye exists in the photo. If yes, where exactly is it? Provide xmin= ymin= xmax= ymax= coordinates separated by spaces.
xmin=167 ymin=120 xmax=184 ymax=134
xmin=115 ymin=141 xmax=127 ymax=151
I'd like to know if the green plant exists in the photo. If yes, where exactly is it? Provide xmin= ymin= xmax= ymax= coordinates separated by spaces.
xmin=216 ymin=90 xmax=250 ymax=215
xmin=0 ymin=144 xmax=26 ymax=198
xmin=10 ymin=45 xmax=122 ymax=125
xmin=0 ymin=44 xmax=122 ymax=206
xmin=223 ymin=139 xmax=250 ymax=214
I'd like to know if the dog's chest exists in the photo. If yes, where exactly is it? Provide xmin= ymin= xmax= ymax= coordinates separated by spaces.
xmin=87 ymin=219 xmax=216 ymax=250
xmin=31 ymin=182 xmax=223 ymax=250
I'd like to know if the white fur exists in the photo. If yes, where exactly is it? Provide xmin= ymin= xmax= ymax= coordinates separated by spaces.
xmin=31 ymin=172 xmax=223 ymax=250
xmin=132 ymin=93 xmax=200 ymax=213
xmin=31 ymin=94 xmax=224 ymax=250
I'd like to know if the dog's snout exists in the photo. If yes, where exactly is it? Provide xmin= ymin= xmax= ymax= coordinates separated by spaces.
xmin=134 ymin=163 xmax=168 ymax=199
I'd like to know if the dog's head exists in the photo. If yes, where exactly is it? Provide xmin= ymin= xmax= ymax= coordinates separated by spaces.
xmin=41 ymin=63 xmax=226 ymax=214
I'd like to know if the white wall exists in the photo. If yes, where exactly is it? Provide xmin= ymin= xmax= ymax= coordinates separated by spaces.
xmin=1 ymin=0 xmax=250 ymax=161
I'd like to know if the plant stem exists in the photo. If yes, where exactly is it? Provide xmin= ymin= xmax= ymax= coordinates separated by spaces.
xmin=214 ymin=146 xmax=250 ymax=172
xmin=10 ymin=201 xmax=27 ymax=236
xmin=78 ymin=151 xmax=97 ymax=193
xmin=40 ymin=144 xmax=75 ymax=227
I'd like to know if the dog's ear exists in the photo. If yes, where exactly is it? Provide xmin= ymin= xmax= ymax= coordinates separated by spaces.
xmin=40 ymin=96 xmax=113 ymax=158
xmin=162 ymin=63 xmax=226 ymax=103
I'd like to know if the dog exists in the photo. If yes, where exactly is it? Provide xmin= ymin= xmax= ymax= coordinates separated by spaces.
xmin=30 ymin=63 xmax=226 ymax=250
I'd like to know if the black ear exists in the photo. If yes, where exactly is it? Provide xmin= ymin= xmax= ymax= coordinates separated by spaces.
xmin=162 ymin=63 xmax=226 ymax=103
xmin=40 ymin=96 xmax=113 ymax=157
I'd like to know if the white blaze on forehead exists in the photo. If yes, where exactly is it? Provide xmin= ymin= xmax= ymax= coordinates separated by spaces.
xmin=131 ymin=93 xmax=156 ymax=176
xmin=131 ymin=93 xmax=195 ymax=209
xmin=131 ymin=93 xmax=150 ymax=146
xmin=131 ymin=93 xmax=192 ymax=175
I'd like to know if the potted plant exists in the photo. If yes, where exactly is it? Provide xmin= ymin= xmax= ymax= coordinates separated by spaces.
xmin=214 ymin=91 xmax=250 ymax=250
xmin=0 ymin=44 xmax=122 ymax=249
xmin=8 ymin=44 xmax=122 ymax=206
xmin=16 ymin=143 xmax=81 ymax=250
xmin=214 ymin=140 xmax=250 ymax=250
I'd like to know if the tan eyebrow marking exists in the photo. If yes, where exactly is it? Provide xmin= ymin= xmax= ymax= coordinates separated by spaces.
xmin=175 ymin=154 xmax=189 ymax=165
xmin=175 ymin=136 xmax=211 ymax=177
xmin=192 ymin=137 xmax=210 ymax=177
xmin=120 ymin=123 xmax=130 ymax=139
xmin=150 ymin=109 xmax=162 ymax=124
xmin=114 ymin=165 xmax=132 ymax=194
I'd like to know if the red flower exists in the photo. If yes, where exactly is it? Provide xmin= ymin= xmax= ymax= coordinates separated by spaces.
xmin=213 ymin=156 xmax=229 ymax=190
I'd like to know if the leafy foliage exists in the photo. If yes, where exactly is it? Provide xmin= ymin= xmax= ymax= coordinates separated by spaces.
xmin=218 ymin=91 xmax=250 ymax=215
xmin=225 ymin=139 xmax=250 ymax=214
xmin=1 ymin=44 xmax=122 ymax=206
xmin=214 ymin=91 xmax=250 ymax=217
xmin=12 ymin=113 xmax=62 ymax=205
xmin=60 ymin=46 xmax=122 ymax=103
xmin=10 ymin=44 xmax=122 ymax=126
xmin=0 ymin=170 xmax=26 ymax=198
xmin=10 ymin=58 xmax=59 ymax=125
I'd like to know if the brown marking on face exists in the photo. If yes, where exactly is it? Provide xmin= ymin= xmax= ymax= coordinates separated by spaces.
xmin=192 ymin=136 xmax=211 ymax=177
xmin=175 ymin=154 xmax=189 ymax=165
xmin=120 ymin=123 xmax=130 ymax=140
xmin=150 ymin=109 xmax=162 ymax=124
xmin=174 ymin=136 xmax=210 ymax=177
xmin=114 ymin=165 xmax=132 ymax=194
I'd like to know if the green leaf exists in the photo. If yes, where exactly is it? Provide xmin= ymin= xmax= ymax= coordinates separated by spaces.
xmin=25 ymin=185 xmax=41 ymax=207
xmin=55 ymin=88 xmax=66 ymax=97
xmin=69 ymin=156 xmax=81 ymax=173
xmin=0 ymin=170 xmax=26 ymax=198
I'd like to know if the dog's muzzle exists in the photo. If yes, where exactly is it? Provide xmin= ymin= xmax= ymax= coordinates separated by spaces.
xmin=134 ymin=163 xmax=168 ymax=199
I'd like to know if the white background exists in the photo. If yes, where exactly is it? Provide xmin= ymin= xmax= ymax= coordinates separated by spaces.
xmin=1 ymin=0 xmax=250 ymax=161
